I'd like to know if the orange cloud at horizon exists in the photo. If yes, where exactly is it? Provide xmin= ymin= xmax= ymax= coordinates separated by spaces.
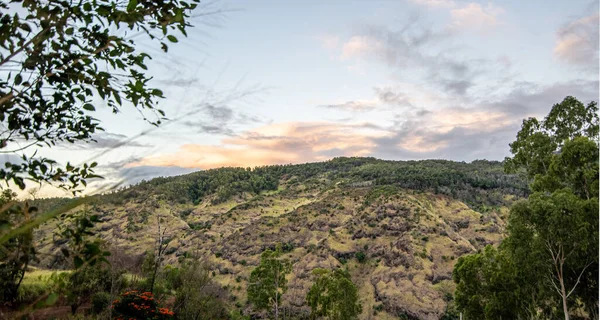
xmin=132 ymin=122 xmax=392 ymax=169
xmin=130 ymin=108 xmax=515 ymax=169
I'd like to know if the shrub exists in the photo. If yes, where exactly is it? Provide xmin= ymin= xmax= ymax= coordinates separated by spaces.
xmin=282 ymin=242 xmax=294 ymax=253
xmin=355 ymin=251 xmax=366 ymax=263
xmin=172 ymin=260 xmax=229 ymax=319
xmin=91 ymin=291 xmax=111 ymax=314
xmin=112 ymin=290 xmax=174 ymax=319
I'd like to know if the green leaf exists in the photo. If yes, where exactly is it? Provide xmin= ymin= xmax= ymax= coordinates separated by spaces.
xmin=14 ymin=74 xmax=22 ymax=85
xmin=127 ymin=0 xmax=138 ymax=12
xmin=82 ymin=104 xmax=95 ymax=111
xmin=167 ymin=35 xmax=178 ymax=43
xmin=46 ymin=293 xmax=58 ymax=306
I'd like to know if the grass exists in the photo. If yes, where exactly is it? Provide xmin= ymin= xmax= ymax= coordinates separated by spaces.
xmin=18 ymin=269 xmax=70 ymax=303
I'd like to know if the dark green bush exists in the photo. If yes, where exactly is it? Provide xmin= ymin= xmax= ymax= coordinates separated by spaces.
xmin=91 ymin=291 xmax=111 ymax=314
xmin=355 ymin=251 xmax=366 ymax=263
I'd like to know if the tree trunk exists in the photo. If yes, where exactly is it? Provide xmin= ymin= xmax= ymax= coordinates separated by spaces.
xmin=560 ymin=276 xmax=570 ymax=320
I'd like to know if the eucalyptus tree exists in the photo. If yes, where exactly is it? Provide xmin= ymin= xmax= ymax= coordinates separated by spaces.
xmin=247 ymin=245 xmax=292 ymax=320
xmin=306 ymin=268 xmax=362 ymax=320
xmin=454 ymin=96 xmax=599 ymax=319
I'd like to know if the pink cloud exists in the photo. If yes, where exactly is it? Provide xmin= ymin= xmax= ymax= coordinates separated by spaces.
xmin=554 ymin=14 xmax=599 ymax=67
xmin=130 ymin=103 xmax=516 ymax=169
xmin=450 ymin=3 xmax=504 ymax=29
xmin=341 ymin=36 xmax=384 ymax=60
xmin=132 ymin=122 xmax=391 ymax=169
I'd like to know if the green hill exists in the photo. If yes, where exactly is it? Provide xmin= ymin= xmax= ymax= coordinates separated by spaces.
xmin=32 ymin=157 xmax=527 ymax=319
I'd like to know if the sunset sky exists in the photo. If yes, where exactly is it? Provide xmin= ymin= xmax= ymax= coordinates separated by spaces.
xmin=7 ymin=0 xmax=599 ymax=196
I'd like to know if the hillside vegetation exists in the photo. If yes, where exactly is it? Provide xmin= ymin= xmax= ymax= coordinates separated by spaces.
xmin=32 ymin=157 xmax=527 ymax=319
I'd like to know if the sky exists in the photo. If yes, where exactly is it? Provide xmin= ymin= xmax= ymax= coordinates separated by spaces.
xmin=5 ymin=0 xmax=599 ymax=197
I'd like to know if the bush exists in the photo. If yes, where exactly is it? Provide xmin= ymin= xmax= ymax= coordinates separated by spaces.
xmin=172 ymin=260 xmax=228 ymax=319
xmin=113 ymin=290 xmax=174 ymax=319
xmin=355 ymin=251 xmax=366 ymax=263
xmin=91 ymin=291 xmax=111 ymax=314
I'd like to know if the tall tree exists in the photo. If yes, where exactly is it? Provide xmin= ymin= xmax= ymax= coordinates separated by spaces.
xmin=306 ymin=268 xmax=362 ymax=320
xmin=454 ymin=96 xmax=599 ymax=319
xmin=247 ymin=245 xmax=292 ymax=320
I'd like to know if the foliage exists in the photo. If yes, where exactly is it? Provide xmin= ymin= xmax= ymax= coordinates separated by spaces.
xmin=113 ymin=290 xmax=174 ymax=320
xmin=247 ymin=245 xmax=292 ymax=320
xmin=354 ymin=251 xmax=366 ymax=263
xmin=452 ymin=246 xmax=524 ymax=319
xmin=67 ymin=265 xmax=112 ymax=314
xmin=306 ymin=268 xmax=362 ymax=320
xmin=56 ymin=208 xmax=111 ymax=269
xmin=454 ymin=96 xmax=599 ymax=319
xmin=102 ymin=157 xmax=527 ymax=211
xmin=0 ymin=188 xmax=37 ymax=303
xmin=171 ymin=258 xmax=229 ymax=320
xmin=92 ymin=291 xmax=111 ymax=314
xmin=0 ymin=0 xmax=199 ymax=192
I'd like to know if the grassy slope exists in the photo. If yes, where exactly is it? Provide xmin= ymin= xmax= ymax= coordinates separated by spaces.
xmin=32 ymin=158 xmax=523 ymax=320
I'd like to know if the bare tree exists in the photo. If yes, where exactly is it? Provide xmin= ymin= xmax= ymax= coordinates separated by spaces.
xmin=149 ymin=214 xmax=171 ymax=294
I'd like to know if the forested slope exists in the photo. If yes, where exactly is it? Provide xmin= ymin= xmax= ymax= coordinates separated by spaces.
xmin=31 ymin=157 xmax=527 ymax=319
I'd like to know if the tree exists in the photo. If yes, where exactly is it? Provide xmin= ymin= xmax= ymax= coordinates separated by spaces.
xmin=505 ymin=96 xmax=599 ymax=320
xmin=306 ymin=268 xmax=362 ymax=320
xmin=171 ymin=258 xmax=229 ymax=320
xmin=247 ymin=245 xmax=292 ymax=320
xmin=0 ymin=1 xmax=201 ymax=299
xmin=453 ymin=246 xmax=529 ymax=319
xmin=454 ymin=96 xmax=599 ymax=319
xmin=0 ymin=188 xmax=36 ymax=303
xmin=147 ymin=214 xmax=171 ymax=294
xmin=0 ymin=0 xmax=199 ymax=192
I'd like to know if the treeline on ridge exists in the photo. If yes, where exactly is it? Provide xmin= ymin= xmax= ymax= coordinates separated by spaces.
xmin=99 ymin=157 xmax=528 ymax=212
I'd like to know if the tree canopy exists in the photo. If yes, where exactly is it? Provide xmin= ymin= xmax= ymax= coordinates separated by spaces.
xmin=454 ymin=96 xmax=599 ymax=319
xmin=247 ymin=246 xmax=292 ymax=320
xmin=0 ymin=0 xmax=199 ymax=192
xmin=306 ymin=268 xmax=362 ymax=320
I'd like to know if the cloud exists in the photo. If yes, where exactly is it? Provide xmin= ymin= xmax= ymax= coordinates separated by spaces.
xmin=487 ymin=79 xmax=599 ymax=117
xmin=318 ymin=84 xmax=441 ymax=113
xmin=341 ymin=36 xmax=384 ymax=60
xmin=374 ymin=79 xmax=599 ymax=160
xmin=554 ymin=13 xmax=599 ymax=69
xmin=60 ymin=132 xmax=149 ymax=150
xmin=450 ymin=3 xmax=504 ymax=29
xmin=179 ymin=104 xmax=262 ymax=135
xmin=116 ymin=165 xmax=195 ymax=185
xmin=131 ymin=122 xmax=391 ymax=169
xmin=154 ymin=77 xmax=202 ymax=87
xmin=409 ymin=0 xmax=456 ymax=8
xmin=318 ymin=100 xmax=378 ymax=112
xmin=316 ymin=34 xmax=341 ymax=50
xmin=375 ymin=87 xmax=415 ymax=107
xmin=337 ymin=19 xmax=496 ymax=96
xmin=128 ymin=76 xmax=598 ymax=170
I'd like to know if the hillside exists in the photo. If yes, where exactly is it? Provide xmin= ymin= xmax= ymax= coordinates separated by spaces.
xmin=32 ymin=157 xmax=528 ymax=319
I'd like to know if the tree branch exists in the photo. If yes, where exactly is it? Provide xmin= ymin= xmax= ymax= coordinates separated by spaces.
xmin=566 ymin=260 xmax=594 ymax=298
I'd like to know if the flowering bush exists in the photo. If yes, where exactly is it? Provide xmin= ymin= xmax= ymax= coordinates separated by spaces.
xmin=112 ymin=290 xmax=174 ymax=320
